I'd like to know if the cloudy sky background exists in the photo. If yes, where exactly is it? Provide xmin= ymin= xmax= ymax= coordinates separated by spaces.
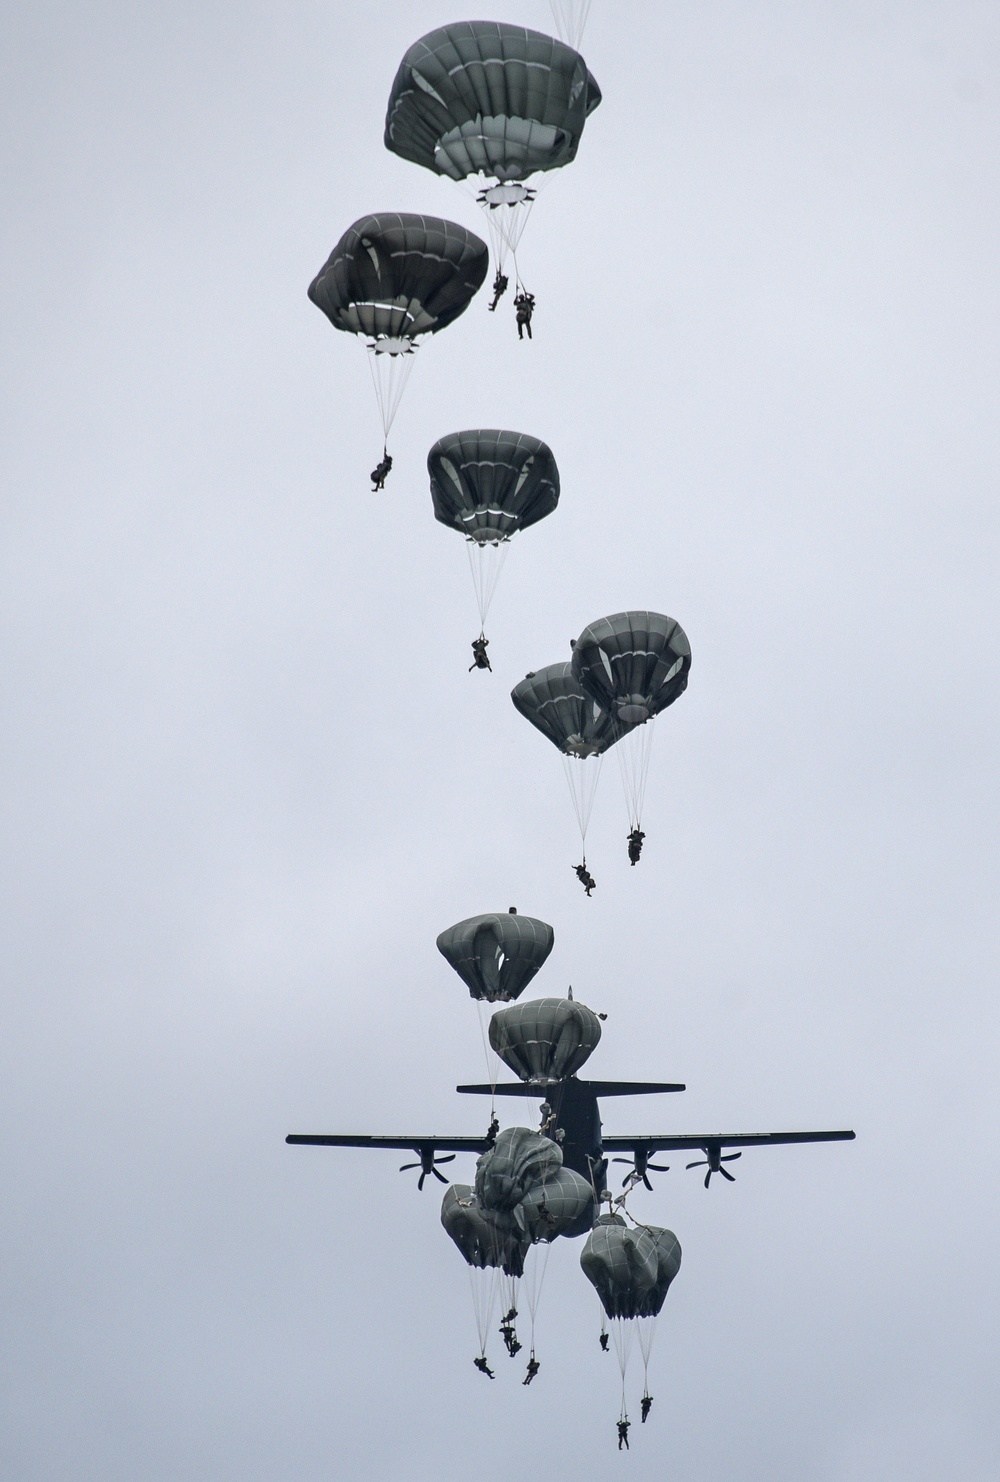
xmin=2 ymin=1 xmax=999 ymax=1477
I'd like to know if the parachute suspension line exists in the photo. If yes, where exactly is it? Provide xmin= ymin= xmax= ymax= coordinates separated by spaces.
xmin=638 ymin=1315 xmax=657 ymax=1398
xmin=522 ymin=1239 xmax=551 ymax=1354
xmin=366 ymin=342 xmax=415 ymax=442
xmin=561 ymin=753 xmax=603 ymax=849
xmin=465 ymin=537 xmax=511 ymax=631
xmin=549 ymin=0 xmax=593 ymax=50
xmin=611 ymin=1316 xmax=635 ymax=1417
xmin=468 ymin=1265 xmax=499 ymax=1361
xmin=615 ymin=720 xmax=656 ymax=831
xmin=474 ymin=1000 xmax=500 ymax=1097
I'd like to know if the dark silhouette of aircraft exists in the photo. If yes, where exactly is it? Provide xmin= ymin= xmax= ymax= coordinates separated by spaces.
xmin=286 ymin=1073 xmax=854 ymax=1196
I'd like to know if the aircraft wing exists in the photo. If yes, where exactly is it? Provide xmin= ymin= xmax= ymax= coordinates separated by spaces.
xmin=285 ymin=1134 xmax=490 ymax=1154
xmin=601 ymin=1130 xmax=855 ymax=1154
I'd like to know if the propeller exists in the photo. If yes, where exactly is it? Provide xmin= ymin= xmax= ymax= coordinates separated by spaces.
xmin=685 ymin=1147 xmax=742 ymax=1188
xmin=399 ymin=1148 xmax=456 ymax=1190
xmin=612 ymin=1150 xmax=670 ymax=1190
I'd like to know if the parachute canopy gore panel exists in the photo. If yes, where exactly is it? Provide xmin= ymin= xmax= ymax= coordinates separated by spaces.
xmin=385 ymin=22 xmax=602 ymax=183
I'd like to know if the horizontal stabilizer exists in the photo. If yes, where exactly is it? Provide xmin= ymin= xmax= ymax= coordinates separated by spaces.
xmin=456 ymin=1080 xmax=685 ymax=1097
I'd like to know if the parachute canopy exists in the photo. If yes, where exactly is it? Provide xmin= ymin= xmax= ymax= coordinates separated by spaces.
xmin=385 ymin=23 xmax=602 ymax=184
xmin=436 ymin=911 xmax=554 ymax=1003
xmin=511 ymin=661 xmax=625 ymax=759
xmin=639 ymin=1226 xmax=683 ymax=1318
xmin=428 ymin=429 xmax=560 ymax=544
xmin=580 ymin=1216 xmax=682 ymax=1319
xmin=441 ymin=1182 xmax=529 ymax=1275
xmin=475 ymin=1127 xmax=564 ymax=1212
xmin=308 ymin=213 xmax=488 ymax=345
xmin=580 ymin=1216 xmax=658 ymax=1320
xmin=489 ymin=996 xmax=602 ymax=1083
xmin=514 ymin=1166 xmax=595 ymax=1242
xmin=572 ymin=611 xmax=692 ymax=726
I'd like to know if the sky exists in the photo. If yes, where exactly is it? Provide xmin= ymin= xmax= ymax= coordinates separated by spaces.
xmin=2 ymin=2 xmax=999 ymax=1478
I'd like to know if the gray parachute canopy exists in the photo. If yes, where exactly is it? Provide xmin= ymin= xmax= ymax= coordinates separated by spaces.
xmin=436 ymin=912 xmax=554 ymax=1003
xmin=636 ymin=1225 xmax=683 ymax=1317
xmin=440 ymin=1183 xmax=529 ymax=1276
xmin=515 ymin=1167 xmax=595 ymax=1242
xmin=580 ymin=1215 xmax=659 ymax=1320
xmin=571 ymin=611 xmax=692 ymax=726
xmin=489 ymin=996 xmax=602 ymax=1083
xmin=384 ymin=22 xmax=602 ymax=183
xmin=510 ymin=661 xmax=625 ymax=758
xmin=474 ymin=1127 xmax=564 ymax=1212
xmin=428 ymin=430 xmax=560 ymax=544
xmin=308 ymin=213 xmax=488 ymax=342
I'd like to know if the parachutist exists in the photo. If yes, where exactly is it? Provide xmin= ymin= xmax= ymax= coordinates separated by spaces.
xmin=523 ymin=1356 xmax=540 ymax=1385
xmin=573 ymin=862 xmax=596 ymax=895
xmin=499 ymin=1318 xmax=521 ymax=1357
xmin=599 ymin=1331 xmax=610 ymax=1353
xmin=473 ymin=1355 xmax=495 ymax=1379
xmin=501 ymin=1307 xmax=518 ymax=1325
xmin=627 ymin=827 xmax=645 ymax=865
xmin=469 ymin=636 xmax=492 ymax=671
xmin=514 ymin=290 xmax=535 ymax=339
xmin=485 ymin=1114 xmax=500 ymax=1147
xmin=641 ymin=1395 xmax=653 ymax=1423
xmin=617 ymin=1418 xmax=631 ymax=1450
xmin=488 ymin=270 xmax=509 ymax=311
xmin=370 ymin=453 xmax=393 ymax=491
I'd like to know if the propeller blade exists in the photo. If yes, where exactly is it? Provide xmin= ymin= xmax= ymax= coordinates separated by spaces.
xmin=417 ymin=1172 xmax=427 ymax=1191
xmin=436 ymin=1154 xmax=456 ymax=1167
xmin=399 ymin=1161 xmax=420 ymax=1172
xmin=642 ymin=1174 xmax=653 ymax=1191
xmin=720 ymin=1166 xmax=736 ymax=1182
xmin=722 ymin=1152 xmax=742 ymax=1163
xmin=704 ymin=1170 xmax=712 ymax=1189
xmin=612 ymin=1157 xmax=631 ymax=1165
xmin=648 ymin=1162 xmax=670 ymax=1172
xmin=432 ymin=1166 xmax=449 ymax=1183
xmin=686 ymin=1159 xmax=705 ymax=1170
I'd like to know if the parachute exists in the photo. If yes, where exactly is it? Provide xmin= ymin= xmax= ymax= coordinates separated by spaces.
xmin=436 ymin=911 xmax=554 ymax=1003
xmin=489 ymin=996 xmax=602 ymax=1083
xmin=581 ymin=1215 xmax=658 ymax=1320
xmin=582 ymin=1215 xmax=682 ymax=1426
xmin=428 ymin=430 xmax=559 ymax=646
xmin=384 ymin=23 xmax=601 ymax=295
xmin=308 ymin=213 xmax=487 ymax=466
xmin=511 ymin=661 xmax=628 ymax=864
xmin=444 ymin=1128 xmax=596 ymax=1370
xmin=571 ymin=611 xmax=692 ymax=856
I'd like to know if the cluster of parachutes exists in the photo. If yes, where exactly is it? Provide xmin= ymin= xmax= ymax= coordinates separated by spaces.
xmin=513 ymin=609 xmax=692 ymax=878
xmin=309 ymin=19 xmax=602 ymax=472
xmin=436 ymin=906 xmax=681 ymax=1420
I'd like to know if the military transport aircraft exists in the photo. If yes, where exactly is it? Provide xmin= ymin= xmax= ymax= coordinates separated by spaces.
xmin=286 ymin=1071 xmax=854 ymax=1195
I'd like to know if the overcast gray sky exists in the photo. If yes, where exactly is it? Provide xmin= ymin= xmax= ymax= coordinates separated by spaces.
xmin=2 ymin=2 xmax=999 ymax=1478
